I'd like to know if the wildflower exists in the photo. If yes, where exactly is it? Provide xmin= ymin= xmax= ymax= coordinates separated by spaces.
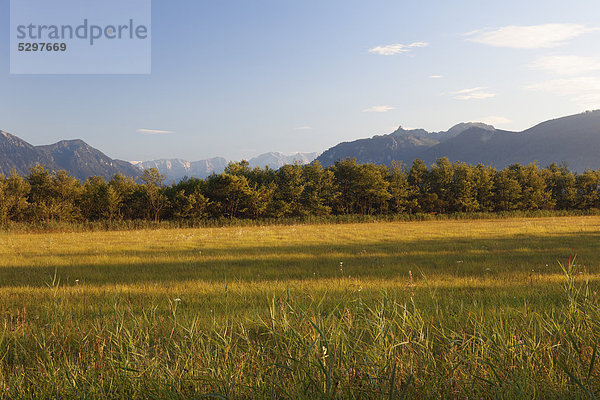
xmin=174 ymin=298 xmax=181 ymax=302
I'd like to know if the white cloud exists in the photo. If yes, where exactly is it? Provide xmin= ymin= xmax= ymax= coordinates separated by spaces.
xmin=453 ymin=87 xmax=496 ymax=100
xmin=454 ymin=87 xmax=487 ymax=94
xmin=294 ymin=126 xmax=313 ymax=131
xmin=477 ymin=116 xmax=512 ymax=126
xmin=368 ymin=42 xmax=428 ymax=56
xmin=456 ymin=93 xmax=496 ymax=100
xmin=529 ymin=55 xmax=600 ymax=75
xmin=363 ymin=105 xmax=396 ymax=113
xmin=465 ymin=24 xmax=599 ymax=49
xmin=137 ymin=129 xmax=175 ymax=135
xmin=429 ymin=75 xmax=443 ymax=79
xmin=524 ymin=76 xmax=600 ymax=107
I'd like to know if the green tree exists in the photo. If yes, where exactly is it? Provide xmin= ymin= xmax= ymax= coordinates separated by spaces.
xmin=301 ymin=162 xmax=334 ymax=216
xmin=331 ymin=158 xmax=362 ymax=214
xmin=545 ymin=163 xmax=576 ymax=210
xmin=274 ymin=164 xmax=305 ymax=217
xmin=26 ymin=166 xmax=82 ymax=222
xmin=170 ymin=189 xmax=209 ymax=220
xmin=356 ymin=164 xmax=390 ymax=215
xmin=52 ymin=170 xmax=82 ymax=221
xmin=108 ymin=174 xmax=136 ymax=220
xmin=0 ymin=176 xmax=7 ymax=225
xmin=141 ymin=168 xmax=167 ymax=222
xmin=3 ymin=171 xmax=30 ymax=223
xmin=473 ymin=165 xmax=496 ymax=212
xmin=26 ymin=165 xmax=54 ymax=221
xmin=576 ymin=170 xmax=600 ymax=209
xmin=429 ymin=158 xmax=455 ymax=213
xmin=450 ymin=162 xmax=479 ymax=212
xmin=225 ymin=160 xmax=252 ymax=178
xmin=331 ymin=159 xmax=390 ymax=215
xmin=407 ymin=159 xmax=435 ymax=213
xmin=387 ymin=161 xmax=410 ymax=214
xmin=80 ymin=176 xmax=110 ymax=221
xmin=494 ymin=167 xmax=522 ymax=211
xmin=504 ymin=164 xmax=554 ymax=210
xmin=204 ymin=173 xmax=253 ymax=218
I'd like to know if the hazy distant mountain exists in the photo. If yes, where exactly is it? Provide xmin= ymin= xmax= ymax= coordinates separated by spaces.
xmin=0 ymin=131 xmax=141 ymax=180
xmin=316 ymin=111 xmax=600 ymax=172
xmin=248 ymin=152 xmax=320 ymax=169
xmin=316 ymin=123 xmax=494 ymax=167
xmin=134 ymin=157 xmax=229 ymax=182
xmin=136 ymin=152 xmax=320 ymax=181
xmin=5 ymin=110 xmax=599 ymax=183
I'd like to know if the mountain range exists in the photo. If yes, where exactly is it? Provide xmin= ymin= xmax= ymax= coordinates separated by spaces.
xmin=316 ymin=111 xmax=600 ymax=172
xmin=0 ymin=130 xmax=141 ymax=181
xmin=132 ymin=152 xmax=319 ymax=182
xmin=2 ymin=111 xmax=600 ymax=181
xmin=0 ymin=130 xmax=319 ymax=181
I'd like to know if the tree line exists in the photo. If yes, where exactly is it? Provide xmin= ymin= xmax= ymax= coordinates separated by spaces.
xmin=0 ymin=158 xmax=599 ymax=224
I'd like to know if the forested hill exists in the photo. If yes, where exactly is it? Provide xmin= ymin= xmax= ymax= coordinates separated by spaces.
xmin=0 ymin=131 xmax=141 ymax=181
xmin=316 ymin=111 xmax=600 ymax=172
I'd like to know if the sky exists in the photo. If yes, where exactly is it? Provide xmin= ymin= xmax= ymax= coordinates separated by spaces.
xmin=1 ymin=0 xmax=600 ymax=162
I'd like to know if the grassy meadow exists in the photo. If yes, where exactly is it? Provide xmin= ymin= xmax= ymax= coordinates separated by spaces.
xmin=1 ymin=216 xmax=600 ymax=398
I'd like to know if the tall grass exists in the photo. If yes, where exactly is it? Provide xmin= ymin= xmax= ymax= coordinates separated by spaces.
xmin=0 ymin=258 xmax=598 ymax=398
xmin=1 ymin=209 xmax=599 ymax=233
xmin=1 ymin=217 xmax=600 ymax=398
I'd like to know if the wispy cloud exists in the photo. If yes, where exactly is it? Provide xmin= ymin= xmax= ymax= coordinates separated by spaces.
xmin=453 ymin=87 xmax=496 ymax=100
xmin=294 ymin=126 xmax=313 ymax=131
xmin=529 ymin=55 xmax=600 ymax=75
xmin=429 ymin=75 xmax=443 ymax=79
xmin=363 ymin=105 xmax=396 ymax=113
xmin=477 ymin=116 xmax=512 ymax=126
xmin=524 ymin=76 xmax=600 ymax=108
xmin=465 ymin=24 xmax=599 ymax=49
xmin=137 ymin=129 xmax=175 ymax=135
xmin=368 ymin=42 xmax=428 ymax=56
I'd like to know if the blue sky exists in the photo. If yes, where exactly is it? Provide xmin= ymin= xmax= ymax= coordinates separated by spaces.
xmin=2 ymin=0 xmax=600 ymax=161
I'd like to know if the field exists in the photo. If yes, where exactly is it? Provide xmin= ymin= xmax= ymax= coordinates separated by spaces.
xmin=1 ymin=216 xmax=600 ymax=399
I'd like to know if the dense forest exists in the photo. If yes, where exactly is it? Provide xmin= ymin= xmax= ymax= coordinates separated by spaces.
xmin=0 ymin=157 xmax=599 ymax=224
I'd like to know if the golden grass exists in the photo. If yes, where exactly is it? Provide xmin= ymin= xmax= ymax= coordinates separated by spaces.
xmin=1 ymin=216 xmax=600 ymax=398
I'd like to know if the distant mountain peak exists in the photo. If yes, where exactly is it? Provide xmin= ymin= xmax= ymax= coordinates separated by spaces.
xmin=446 ymin=122 xmax=495 ymax=135
xmin=0 ymin=132 xmax=141 ymax=180
xmin=316 ymin=111 xmax=600 ymax=172
xmin=135 ymin=152 xmax=320 ymax=181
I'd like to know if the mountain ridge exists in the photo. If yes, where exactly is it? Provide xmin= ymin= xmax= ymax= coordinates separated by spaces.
xmin=316 ymin=111 xmax=600 ymax=171
xmin=3 ymin=111 xmax=600 ymax=181
xmin=0 ymin=132 xmax=141 ymax=181
xmin=134 ymin=152 xmax=320 ymax=181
